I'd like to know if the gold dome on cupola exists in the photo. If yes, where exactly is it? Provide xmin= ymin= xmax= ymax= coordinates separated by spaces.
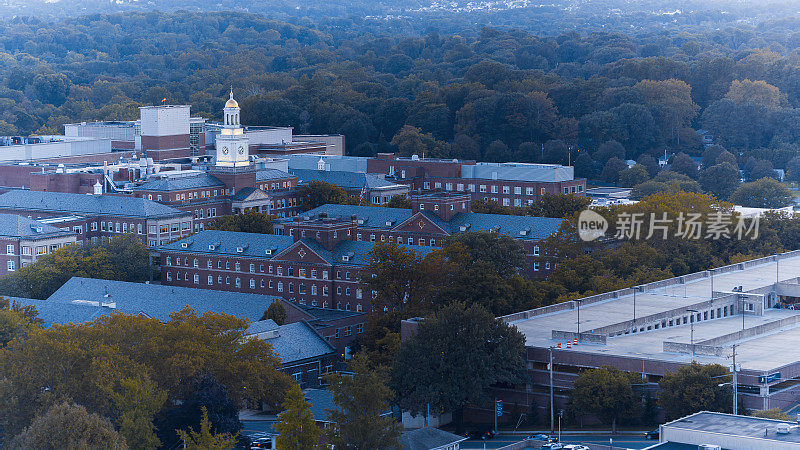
xmin=225 ymin=88 xmax=239 ymax=108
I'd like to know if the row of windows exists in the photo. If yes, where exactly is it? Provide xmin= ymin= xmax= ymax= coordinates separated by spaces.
xmin=423 ymin=181 xmax=584 ymax=195
xmin=165 ymin=257 xmax=361 ymax=281
xmin=258 ymin=180 xmax=293 ymax=191
xmin=6 ymin=243 xmax=62 ymax=256
xmin=193 ymin=208 xmax=218 ymax=219
xmin=151 ymin=222 xmax=192 ymax=235
xmin=330 ymin=323 xmax=364 ymax=340
xmin=610 ymin=304 xmax=743 ymax=337
xmin=164 ymin=271 xmax=366 ymax=306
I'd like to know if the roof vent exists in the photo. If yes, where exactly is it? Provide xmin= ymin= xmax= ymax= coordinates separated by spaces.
xmin=262 ymin=329 xmax=280 ymax=339
xmin=459 ymin=223 xmax=471 ymax=232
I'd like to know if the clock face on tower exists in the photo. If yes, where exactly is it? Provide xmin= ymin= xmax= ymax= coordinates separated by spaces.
xmin=222 ymin=146 xmax=229 ymax=155
xmin=238 ymin=145 xmax=245 ymax=155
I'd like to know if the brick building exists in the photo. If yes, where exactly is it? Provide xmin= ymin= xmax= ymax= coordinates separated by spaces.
xmin=291 ymin=164 xmax=409 ymax=205
xmin=0 ymin=190 xmax=193 ymax=247
xmin=0 ymin=214 xmax=77 ymax=275
xmin=367 ymin=153 xmax=586 ymax=207
xmin=274 ymin=192 xmax=563 ymax=278
xmin=159 ymin=229 xmax=435 ymax=314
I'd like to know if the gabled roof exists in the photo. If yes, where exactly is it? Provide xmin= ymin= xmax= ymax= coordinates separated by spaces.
xmin=132 ymin=174 xmax=224 ymax=192
xmin=291 ymin=204 xmax=563 ymax=241
xmin=400 ymin=427 xmax=467 ymax=450
xmin=164 ymin=231 xmax=435 ymax=267
xmin=246 ymin=320 xmax=335 ymax=365
xmin=41 ymin=277 xmax=278 ymax=323
xmin=232 ymin=187 xmax=270 ymax=202
xmin=159 ymin=230 xmax=295 ymax=258
xmin=0 ymin=190 xmax=187 ymax=219
xmin=0 ymin=214 xmax=76 ymax=239
xmin=256 ymin=168 xmax=294 ymax=181
xmin=290 ymin=169 xmax=405 ymax=190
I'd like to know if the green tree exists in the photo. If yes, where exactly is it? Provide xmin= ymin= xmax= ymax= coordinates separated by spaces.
xmin=325 ymin=353 xmax=400 ymax=449
xmin=297 ymin=181 xmax=353 ymax=212
xmin=527 ymin=193 xmax=591 ymax=218
xmin=699 ymin=162 xmax=740 ymax=200
xmin=569 ymin=366 xmax=642 ymax=433
xmin=176 ymin=407 xmax=238 ymax=450
xmin=669 ymin=153 xmax=698 ymax=179
xmin=601 ymin=157 xmax=627 ymax=183
xmin=385 ymin=195 xmax=412 ymax=209
xmin=0 ymin=234 xmax=151 ymax=299
xmin=262 ymin=299 xmax=288 ymax=325
xmin=658 ymin=362 xmax=731 ymax=420
xmin=729 ymin=178 xmax=794 ymax=208
xmin=275 ymin=384 xmax=321 ymax=450
xmin=390 ymin=125 xmax=451 ymax=158
xmin=206 ymin=211 xmax=274 ymax=234
xmin=619 ymin=164 xmax=650 ymax=188
xmin=360 ymin=242 xmax=437 ymax=313
xmin=10 ymin=402 xmax=127 ymax=450
xmin=391 ymin=302 xmax=525 ymax=425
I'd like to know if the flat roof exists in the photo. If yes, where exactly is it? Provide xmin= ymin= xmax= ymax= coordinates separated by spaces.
xmin=508 ymin=252 xmax=800 ymax=372
xmin=664 ymin=411 xmax=800 ymax=444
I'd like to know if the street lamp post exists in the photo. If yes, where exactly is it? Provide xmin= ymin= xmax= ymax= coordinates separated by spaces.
xmin=575 ymin=299 xmax=584 ymax=340
xmin=710 ymin=269 xmax=715 ymax=297
xmin=549 ymin=346 xmax=555 ymax=433
xmin=740 ymin=294 xmax=746 ymax=331
xmin=687 ymin=308 xmax=699 ymax=357
xmin=558 ymin=409 xmax=563 ymax=443
xmin=732 ymin=343 xmax=738 ymax=415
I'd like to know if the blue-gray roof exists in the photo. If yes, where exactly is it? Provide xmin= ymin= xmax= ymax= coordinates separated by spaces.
xmin=302 ymin=388 xmax=337 ymax=423
xmin=159 ymin=230 xmax=295 ymax=258
xmin=256 ymin=169 xmax=293 ymax=181
xmin=39 ymin=277 xmax=279 ymax=323
xmin=287 ymin=154 xmax=368 ymax=172
xmin=292 ymin=204 xmax=563 ymax=241
xmin=133 ymin=174 xmax=224 ymax=192
xmin=246 ymin=320 xmax=335 ymax=365
xmin=0 ymin=214 xmax=75 ymax=239
xmin=0 ymin=190 xmax=187 ymax=219
xmin=400 ymin=428 xmax=467 ymax=450
xmin=162 ymin=230 xmax=436 ymax=266
xmin=290 ymin=169 xmax=404 ymax=190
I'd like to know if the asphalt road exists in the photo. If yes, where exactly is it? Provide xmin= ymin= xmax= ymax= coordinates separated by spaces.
xmin=460 ymin=432 xmax=654 ymax=449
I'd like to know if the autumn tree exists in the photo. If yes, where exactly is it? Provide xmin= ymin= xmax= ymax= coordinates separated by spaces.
xmin=10 ymin=402 xmax=127 ymax=450
xmin=725 ymin=79 xmax=783 ymax=109
xmin=0 ymin=309 xmax=290 ymax=440
xmin=275 ymin=384 xmax=321 ymax=450
xmin=325 ymin=353 xmax=400 ymax=448
xmin=569 ymin=366 xmax=642 ymax=433
xmin=385 ymin=195 xmax=412 ymax=209
xmin=206 ymin=211 xmax=274 ymax=234
xmin=360 ymin=242 xmax=438 ymax=314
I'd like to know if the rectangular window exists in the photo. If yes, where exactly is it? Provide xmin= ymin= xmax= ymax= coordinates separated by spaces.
xmin=514 ymin=186 xmax=522 ymax=195
xmin=208 ymin=276 xmax=213 ymax=285
xmin=5 ymin=245 xmax=12 ymax=255
xmin=480 ymin=185 xmax=487 ymax=193
xmin=526 ymin=187 xmax=534 ymax=195
xmin=21 ymin=246 xmax=31 ymax=255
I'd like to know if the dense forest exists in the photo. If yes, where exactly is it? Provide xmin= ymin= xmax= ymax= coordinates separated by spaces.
xmin=3 ymin=4 xmax=800 ymax=177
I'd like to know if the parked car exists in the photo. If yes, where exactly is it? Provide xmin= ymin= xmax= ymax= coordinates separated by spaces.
xmin=563 ymin=445 xmax=590 ymax=450
xmin=465 ymin=425 xmax=495 ymax=440
xmin=525 ymin=433 xmax=556 ymax=442
xmin=645 ymin=429 xmax=660 ymax=440
xmin=540 ymin=444 xmax=563 ymax=450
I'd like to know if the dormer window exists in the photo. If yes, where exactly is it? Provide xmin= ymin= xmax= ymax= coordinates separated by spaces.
xmin=434 ymin=205 xmax=439 ymax=211
xmin=419 ymin=204 xmax=424 ymax=210
xmin=236 ymin=247 xmax=244 ymax=253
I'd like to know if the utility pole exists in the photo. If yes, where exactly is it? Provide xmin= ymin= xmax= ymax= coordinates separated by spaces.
xmin=633 ymin=286 xmax=638 ymax=324
xmin=732 ymin=344 xmax=738 ymax=415
xmin=549 ymin=347 xmax=555 ymax=433
xmin=710 ymin=269 xmax=715 ymax=298
xmin=558 ymin=409 xmax=563 ymax=443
